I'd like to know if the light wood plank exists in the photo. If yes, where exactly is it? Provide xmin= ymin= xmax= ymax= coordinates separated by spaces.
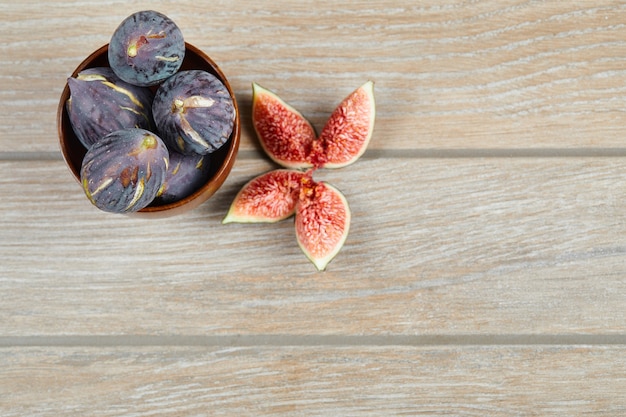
xmin=4 ymin=1 xmax=626 ymax=152
xmin=3 ymin=2 xmax=626 ymax=413
xmin=2 ymin=157 xmax=626 ymax=335
xmin=1 ymin=345 xmax=625 ymax=416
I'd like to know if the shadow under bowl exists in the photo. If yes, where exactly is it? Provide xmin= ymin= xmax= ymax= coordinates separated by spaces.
xmin=57 ymin=43 xmax=240 ymax=218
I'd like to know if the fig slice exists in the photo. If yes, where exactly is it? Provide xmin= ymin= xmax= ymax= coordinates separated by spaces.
xmin=251 ymin=81 xmax=375 ymax=170
xmin=316 ymin=81 xmax=376 ymax=169
xmin=223 ymin=169 xmax=305 ymax=223
xmin=295 ymin=177 xmax=350 ymax=271
xmin=225 ymin=81 xmax=372 ymax=269
xmin=252 ymin=83 xmax=316 ymax=170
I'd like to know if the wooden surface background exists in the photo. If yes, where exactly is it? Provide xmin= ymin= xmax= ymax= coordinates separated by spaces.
xmin=2 ymin=1 xmax=626 ymax=415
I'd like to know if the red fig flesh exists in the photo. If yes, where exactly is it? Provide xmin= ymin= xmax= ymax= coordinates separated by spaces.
xmin=295 ymin=178 xmax=350 ymax=271
xmin=251 ymin=81 xmax=375 ymax=170
xmin=317 ymin=81 xmax=375 ymax=168
xmin=252 ymin=83 xmax=316 ymax=170
xmin=223 ymin=169 xmax=305 ymax=223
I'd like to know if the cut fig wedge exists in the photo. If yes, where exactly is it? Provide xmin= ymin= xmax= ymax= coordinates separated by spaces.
xmin=317 ymin=81 xmax=375 ymax=169
xmin=224 ymin=81 xmax=372 ymax=270
xmin=295 ymin=178 xmax=350 ymax=271
xmin=252 ymin=81 xmax=375 ymax=170
xmin=223 ymin=169 xmax=305 ymax=223
xmin=252 ymin=83 xmax=316 ymax=170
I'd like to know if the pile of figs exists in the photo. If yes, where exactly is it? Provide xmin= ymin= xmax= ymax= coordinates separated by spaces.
xmin=66 ymin=10 xmax=236 ymax=213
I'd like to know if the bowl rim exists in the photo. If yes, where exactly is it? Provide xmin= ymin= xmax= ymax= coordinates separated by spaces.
xmin=57 ymin=42 xmax=240 ymax=218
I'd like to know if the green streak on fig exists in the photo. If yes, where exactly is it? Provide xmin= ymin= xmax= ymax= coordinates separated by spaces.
xmin=156 ymin=55 xmax=181 ymax=62
xmin=126 ymin=177 xmax=146 ymax=211
xmin=184 ymin=95 xmax=216 ymax=109
xmin=99 ymin=81 xmax=147 ymax=109
xmin=76 ymin=73 xmax=107 ymax=82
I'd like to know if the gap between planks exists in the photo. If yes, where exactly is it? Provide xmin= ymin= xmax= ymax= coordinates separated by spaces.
xmin=5 ymin=148 xmax=626 ymax=162
xmin=1 ymin=334 xmax=626 ymax=347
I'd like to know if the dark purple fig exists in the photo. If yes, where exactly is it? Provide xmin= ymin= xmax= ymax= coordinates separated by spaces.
xmin=152 ymin=69 xmax=235 ymax=155
xmin=80 ymin=128 xmax=169 ymax=213
xmin=108 ymin=10 xmax=185 ymax=87
xmin=66 ymin=67 xmax=154 ymax=149
xmin=154 ymin=151 xmax=211 ymax=204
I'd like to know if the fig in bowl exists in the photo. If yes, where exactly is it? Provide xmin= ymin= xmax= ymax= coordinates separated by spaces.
xmin=81 ymin=128 xmax=169 ymax=214
xmin=108 ymin=10 xmax=185 ymax=87
xmin=58 ymin=42 xmax=240 ymax=218
xmin=65 ymin=66 xmax=155 ymax=150
xmin=153 ymin=69 xmax=236 ymax=156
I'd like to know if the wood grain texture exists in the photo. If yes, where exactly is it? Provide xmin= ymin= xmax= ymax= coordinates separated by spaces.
xmin=2 ymin=346 xmax=625 ymax=416
xmin=2 ymin=157 xmax=626 ymax=336
xmin=3 ymin=1 xmax=626 ymax=415
xmin=4 ymin=1 xmax=626 ymax=152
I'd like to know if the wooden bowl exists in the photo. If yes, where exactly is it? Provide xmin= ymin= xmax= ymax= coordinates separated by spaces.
xmin=57 ymin=43 xmax=240 ymax=218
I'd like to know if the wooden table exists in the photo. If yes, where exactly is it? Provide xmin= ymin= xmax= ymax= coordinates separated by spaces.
xmin=2 ymin=1 xmax=626 ymax=415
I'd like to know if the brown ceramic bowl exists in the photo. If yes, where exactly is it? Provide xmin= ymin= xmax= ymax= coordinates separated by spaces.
xmin=57 ymin=43 xmax=240 ymax=218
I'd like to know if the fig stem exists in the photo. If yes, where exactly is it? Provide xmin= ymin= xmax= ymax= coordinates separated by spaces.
xmin=140 ymin=134 xmax=158 ymax=150
xmin=127 ymin=44 xmax=138 ymax=58
xmin=173 ymin=98 xmax=185 ymax=113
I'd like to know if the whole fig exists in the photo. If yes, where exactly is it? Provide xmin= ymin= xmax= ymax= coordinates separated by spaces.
xmin=66 ymin=67 xmax=154 ymax=149
xmin=152 ymin=69 xmax=235 ymax=155
xmin=80 ymin=128 xmax=169 ymax=213
xmin=154 ymin=151 xmax=211 ymax=204
xmin=108 ymin=10 xmax=185 ymax=87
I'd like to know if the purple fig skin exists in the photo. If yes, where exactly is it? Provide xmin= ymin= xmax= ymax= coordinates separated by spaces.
xmin=80 ymin=128 xmax=169 ymax=213
xmin=108 ymin=10 xmax=185 ymax=87
xmin=154 ymin=151 xmax=211 ymax=204
xmin=152 ymin=69 xmax=236 ymax=155
xmin=66 ymin=67 xmax=155 ymax=149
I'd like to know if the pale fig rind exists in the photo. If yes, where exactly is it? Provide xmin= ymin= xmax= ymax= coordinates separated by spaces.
xmin=295 ymin=179 xmax=350 ymax=271
xmin=317 ymin=81 xmax=375 ymax=169
xmin=154 ymin=151 xmax=211 ymax=204
xmin=223 ymin=169 xmax=305 ymax=223
xmin=66 ymin=67 xmax=155 ymax=149
xmin=252 ymin=83 xmax=316 ymax=170
xmin=153 ymin=69 xmax=236 ymax=155
xmin=80 ymin=128 xmax=169 ymax=213
xmin=108 ymin=10 xmax=185 ymax=86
